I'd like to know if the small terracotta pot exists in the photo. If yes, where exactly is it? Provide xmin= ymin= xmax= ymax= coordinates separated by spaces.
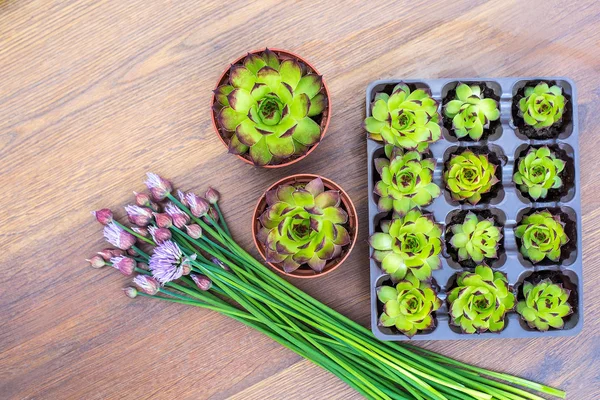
xmin=251 ymin=174 xmax=358 ymax=278
xmin=211 ymin=49 xmax=331 ymax=168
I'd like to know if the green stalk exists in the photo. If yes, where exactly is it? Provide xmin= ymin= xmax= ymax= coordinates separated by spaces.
xmin=213 ymin=203 xmax=231 ymax=236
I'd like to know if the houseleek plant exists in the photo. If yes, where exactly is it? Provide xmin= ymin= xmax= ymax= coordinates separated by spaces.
xmin=444 ymin=83 xmax=500 ymax=140
xmin=88 ymin=173 xmax=566 ymax=400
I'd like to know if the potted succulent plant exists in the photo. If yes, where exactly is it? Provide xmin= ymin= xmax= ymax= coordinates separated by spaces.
xmin=377 ymin=273 xmax=442 ymax=337
xmin=373 ymin=145 xmax=440 ymax=215
xmin=252 ymin=174 xmax=357 ymax=277
xmin=513 ymin=145 xmax=570 ymax=201
xmin=512 ymin=81 xmax=569 ymax=139
xmin=369 ymin=210 xmax=442 ymax=281
xmin=447 ymin=265 xmax=515 ymax=334
xmin=446 ymin=211 xmax=503 ymax=268
xmin=211 ymin=48 xmax=330 ymax=167
xmin=514 ymin=210 xmax=569 ymax=264
xmin=364 ymin=82 xmax=441 ymax=151
xmin=443 ymin=82 xmax=500 ymax=141
xmin=443 ymin=148 xmax=501 ymax=205
xmin=517 ymin=278 xmax=573 ymax=331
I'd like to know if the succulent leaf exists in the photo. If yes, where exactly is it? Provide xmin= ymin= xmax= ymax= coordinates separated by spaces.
xmin=447 ymin=265 xmax=515 ymax=334
xmin=518 ymin=83 xmax=566 ymax=130
xmin=516 ymin=279 xmax=572 ymax=331
xmin=364 ymin=82 xmax=441 ymax=151
xmin=443 ymin=150 xmax=499 ymax=205
xmin=513 ymin=146 xmax=566 ymax=200
xmin=444 ymin=84 xmax=500 ymax=141
xmin=515 ymin=210 xmax=568 ymax=263
xmin=377 ymin=274 xmax=442 ymax=337
xmin=215 ymin=50 xmax=327 ymax=165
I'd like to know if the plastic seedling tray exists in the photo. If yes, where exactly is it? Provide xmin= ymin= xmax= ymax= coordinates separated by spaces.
xmin=366 ymin=77 xmax=582 ymax=340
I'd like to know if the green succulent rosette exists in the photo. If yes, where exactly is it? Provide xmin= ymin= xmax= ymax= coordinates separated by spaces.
xmin=516 ymin=279 xmax=572 ymax=331
xmin=377 ymin=273 xmax=442 ymax=337
xmin=364 ymin=83 xmax=441 ymax=151
xmin=448 ymin=265 xmax=515 ymax=334
xmin=513 ymin=146 xmax=566 ymax=200
xmin=518 ymin=83 xmax=566 ymax=129
xmin=514 ymin=211 xmax=568 ymax=263
xmin=444 ymin=83 xmax=500 ymax=140
xmin=449 ymin=212 xmax=502 ymax=263
xmin=256 ymin=177 xmax=350 ymax=273
xmin=214 ymin=49 xmax=328 ymax=166
xmin=374 ymin=147 xmax=440 ymax=216
xmin=369 ymin=210 xmax=442 ymax=281
xmin=444 ymin=150 xmax=499 ymax=205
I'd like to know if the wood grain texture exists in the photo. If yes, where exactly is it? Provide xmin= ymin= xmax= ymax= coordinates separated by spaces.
xmin=1 ymin=0 xmax=599 ymax=398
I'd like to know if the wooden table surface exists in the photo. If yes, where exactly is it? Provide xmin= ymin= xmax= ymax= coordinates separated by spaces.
xmin=1 ymin=1 xmax=599 ymax=399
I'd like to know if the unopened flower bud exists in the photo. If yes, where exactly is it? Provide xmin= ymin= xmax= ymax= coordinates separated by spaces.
xmin=144 ymin=172 xmax=172 ymax=201
xmin=125 ymin=205 xmax=154 ymax=226
xmin=181 ymin=264 xmax=192 ymax=276
xmin=92 ymin=209 xmax=113 ymax=225
xmin=153 ymin=213 xmax=173 ymax=229
xmin=205 ymin=187 xmax=220 ymax=204
xmin=134 ymin=192 xmax=152 ymax=207
xmin=149 ymin=201 xmax=160 ymax=212
xmin=212 ymin=257 xmax=230 ymax=271
xmin=103 ymin=222 xmax=136 ymax=250
xmin=123 ymin=287 xmax=138 ymax=299
xmin=177 ymin=190 xmax=188 ymax=207
xmin=111 ymin=256 xmax=136 ymax=275
xmin=131 ymin=226 xmax=149 ymax=237
xmin=165 ymin=203 xmax=190 ymax=228
xmin=204 ymin=207 xmax=219 ymax=223
xmin=137 ymin=262 xmax=149 ymax=271
xmin=191 ymin=274 xmax=212 ymax=291
xmin=185 ymin=193 xmax=210 ymax=217
xmin=127 ymin=247 xmax=139 ymax=257
xmin=86 ymin=255 xmax=106 ymax=268
xmin=186 ymin=224 xmax=203 ymax=239
xmin=148 ymin=226 xmax=172 ymax=244
xmin=133 ymin=275 xmax=160 ymax=295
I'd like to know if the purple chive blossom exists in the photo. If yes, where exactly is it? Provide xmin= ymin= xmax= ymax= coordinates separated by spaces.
xmin=125 ymin=205 xmax=154 ymax=226
xmin=165 ymin=203 xmax=190 ymax=228
xmin=205 ymin=187 xmax=220 ymax=204
xmin=145 ymin=173 xmax=172 ymax=201
xmin=123 ymin=287 xmax=138 ymax=298
xmin=92 ymin=209 xmax=113 ymax=225
xmin=153 ymin=212 xmax=173 ymax=229
xmin=103 ymin=222 xmax=136 ymax=250
xmin=133 ymin=275 xmax=160 ymax=295
xmin=177 ymin=190 xmax=188 ymax=207
xmin=149 ymin=240 xmax=196 ymax=284
xmin=186 ymin=224 xmax=202 ymax=239
xmin=134 ymin=191 xmax=152 ymax=207
xmin=148 ymin=226 xmax=172 ymax=244
xmin=185 ymin=193 xmax=209 ymax=217
xmin=110 ymin=256 xmax=136 ymax=275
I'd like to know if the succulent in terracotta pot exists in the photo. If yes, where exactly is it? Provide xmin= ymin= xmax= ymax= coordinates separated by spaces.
xmin=444 ymin=149 xmax=499 ymax=205
xmin=253 ymin=175 xmax=357 ymax=277
xmin=212 ymin=49 xmax=329 ymax=167
xmin=377 ymin=273 xmax=442 ymax=337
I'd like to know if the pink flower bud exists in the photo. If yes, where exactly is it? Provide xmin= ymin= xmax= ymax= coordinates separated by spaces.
xmin=181 ymin=264 xmax=192 ymax=276
xmin=127 ymin=247 xmax=139 ymax=257
xmin=212 ymin=257 xmax=230 ymax=271
xmin=205 ymin=187 xmax=220 ymax=204
xmin=153 ymin=213 xmax=173 ymax=229
xmin=165 ymin=203 xmax=190 ymax=228
xmin=134 ymin=192 xmax=152 ymax=207
xmin=190 ymin=274 xmax=212 ymax=291
xmin=177 ymin=190 xmax=188 ymax=207
xmin=186 ymin=224 xmax=202 ymax=239
xmin=97 ymin=248 xmax=124 ymax=261
xmin=133 ymin=275 xmax=160 ymax=295
xmin=185 ymin=193 xmax=210 ymax=217
xmin=123 ymin=287 xmax=138 ymax=298
xmin=144 ymin=173 xmax=172 ymax=201
xmin=148 ymin=226 xmax=172 ymax=244
xmin=125 ymin=205 xmax=154 ymax=226
xmin=86 ymin=255 xmax=106 ymax=268
xmin=131 ymin=226 xmax=149 ymax=237
xmin=92 ymin=209 xmax=113 ymax=225
xmin=111 ymin=256 xmax=136 ymax=275
xmin=149 ymin=201 xmax=160 ymax=212
xmin=204 ymin=207 xmax=219 ymax=223
xmin=103 ymin=222 xmax=136 ymax=250
xmin=137 ymin=262 xmax=149 ymax=271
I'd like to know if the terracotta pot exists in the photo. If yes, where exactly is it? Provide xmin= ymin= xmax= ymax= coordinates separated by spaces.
xmin=251 ymin=174 xmax=358 ymax=278
xmin=211 ymin=49 xmax=331 ymax=168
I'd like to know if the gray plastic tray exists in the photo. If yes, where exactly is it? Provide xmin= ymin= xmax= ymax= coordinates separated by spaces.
xmin=366 ymin=77 xmax=582 ymax=340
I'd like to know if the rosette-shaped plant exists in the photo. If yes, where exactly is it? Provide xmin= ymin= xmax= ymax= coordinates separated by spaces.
xmin=214 ymin=49 xmax=327 ymax=166
xmin=518 ymin=82 xmax=566 ymax=129
xmin=444 ymin=150 xmax=499 ymax=205
xmin=449 ymin=212 xmax=502 ymax=262
xmin=444 ymin=83 xmax=500 ymax=140
xmin=369 ymin=210 xmax=442 ymax=281
xmin=377 ymin=273 xmax=442 ymax=337
xmin=364 ymin=83 xmax=441 ymax=151
xmin=513 ymin=147 xmax=566 ymax=200
xmin=374 ymin=147 xmax=440 ymax=215
xmin=256 ymin=177 xmax=350 ymax=273
xmin=517 ymin=279 xmax=572 ymax=331
xmin=515 ymin=211 xmax=568 ymax=263
xmin=448 ymin=265 xmax=515 ymax=334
